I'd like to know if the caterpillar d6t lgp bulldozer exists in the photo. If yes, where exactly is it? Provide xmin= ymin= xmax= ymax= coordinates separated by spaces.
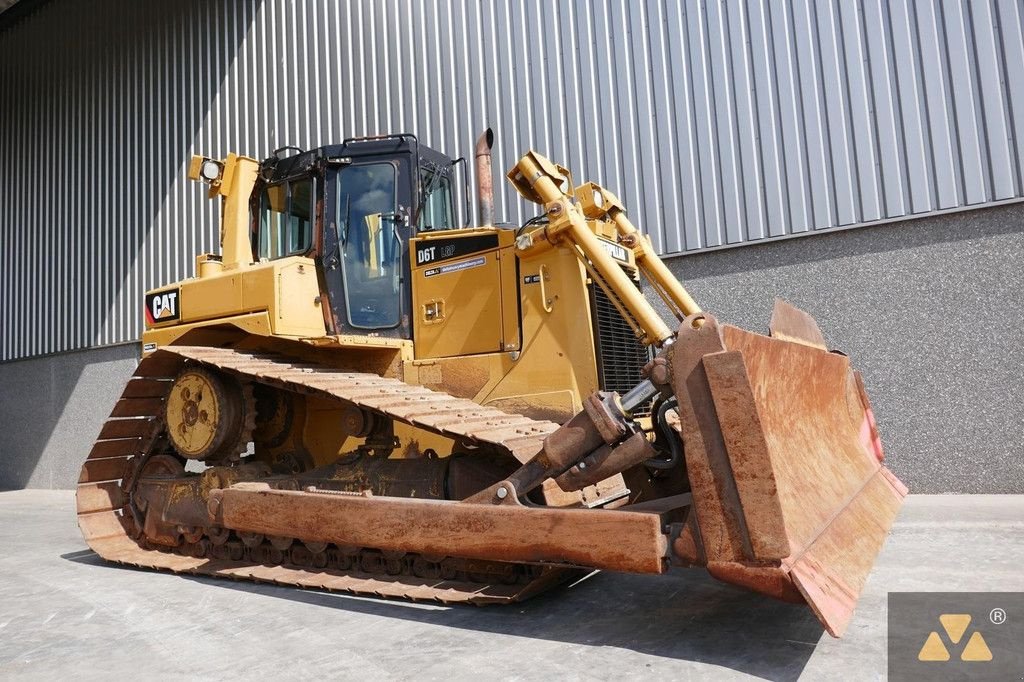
xmin=76 ymin=130 xmax=906 ymax=637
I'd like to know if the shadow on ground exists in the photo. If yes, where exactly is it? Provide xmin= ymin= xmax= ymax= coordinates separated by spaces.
xmin=63 ymin=549 xmax=822 ymax=680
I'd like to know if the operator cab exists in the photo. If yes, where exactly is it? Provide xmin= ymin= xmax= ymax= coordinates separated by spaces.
xmin=251 ymin=134 xmax=458 ymax=339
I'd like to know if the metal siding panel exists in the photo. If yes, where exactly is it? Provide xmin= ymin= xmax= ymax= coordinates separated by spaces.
xmin=592 ymin=2 xmax=623 ymax=202
xmin=838 ymin=0 xmax=882 ymax=223
xmin=915 ymin=0 xmax=960 ymax=208
xmin=1 ymin=41 xmax=6 ymax=357
xmin=793 ymin=0 xmax=835 ymax=228
xmin=2 ymin=0 xmax=1023 ymax=362
xmin=815 ymin=0 xmax=858 ymax=226
xmin=495 ymin=0 xmax=520 ymax=221
xmin=705 ymin=0 xmax=745 ymax=245
xmin=971 ymin=0 xmax=1016 ymax=200
xmin=942 ymin=0 xmax=988 ymax=204
xmin=510 ymin=0 xmax=535 ymax=224
xmin=646 ymin=0 xmax=684 ymax=253
xmin=574 ymin=2 xmax=600 ymax=187
xmin=726 ymin=0 xmax=766 ymax=242
xmin=542 ymin=1 xmax=566 ymax=172
xmin=686 ymin=1 xmax=723 ymax=248
xmin=664 ymin=1 xmax=704 ymax=252
xmin=611 ymin=1 xmax=640 ymax=218
xmin=746 ymin=0 xmax=788 ymax=239
xmin=437 ymin=0 xmax=457 ymax=150
xmin=863 ymin=0 xmax=907 ymax=217
xmin=627 ymin=0 xmax=666 ymax=253
xmin=559 ymin=1 xmax=584 ymax=216
xmin=768 ymin=2 xmax=812 ymax=233
xmin=996 ymin=0 xmax=1024 ymax=193
xmin=10 ymin=28 xmax=19 ymax=356
xmin=889 ymin=0 xmax=935 ymax=212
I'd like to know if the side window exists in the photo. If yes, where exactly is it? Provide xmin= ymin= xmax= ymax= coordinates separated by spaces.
xmin=418 ymin=170 xmax=453 ymax=231
xmin=257 ymin=178 xmax=313 ymax=260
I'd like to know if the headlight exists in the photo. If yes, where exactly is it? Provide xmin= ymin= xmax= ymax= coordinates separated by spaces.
xmin=201 ymin=159 xmax=222 ymax=182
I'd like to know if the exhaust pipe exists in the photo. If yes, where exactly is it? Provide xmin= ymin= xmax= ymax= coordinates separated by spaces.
xmin=475 ymin=128 xmax=494 ymax=226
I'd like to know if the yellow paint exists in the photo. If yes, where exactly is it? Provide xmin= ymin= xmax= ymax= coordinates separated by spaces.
xmin=484 ymin=246 xmax=599 ymax=418
xmin=917 ymin=631 xmax=950 ymax=661
xmin=154 ymin=148 xmax=685 ymax=482
xmin=165 ymin=370 xmax=221 ymax=457
xmin=508 ymin=150 xmax=672 ymax=345
xmin=410 ymin=229 xmax=519 ymax=358
xmin=960 ymin=631 xmax=992 ymax=661
xmin=401 ymin=239 xmax=603 ymax=424
xmin=143 ymin=312 xmax=273 ymax=350
xmin=938 ymin=614 xmax=971 ymax=644
xmin=301 ymin=397 xmax=359 ymax=465
xmin=365 ymin=213 xmax=382 ymax=273
xmin=575 ymin=179 xmax=700 ymax=321
xmin=144 ymin=256 xmax=324 ymax=339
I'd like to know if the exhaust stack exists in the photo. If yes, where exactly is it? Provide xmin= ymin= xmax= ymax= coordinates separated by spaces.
xmin=475 ymin=128 xmax=494 ymax=226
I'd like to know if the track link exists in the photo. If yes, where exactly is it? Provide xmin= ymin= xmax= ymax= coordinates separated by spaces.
xmin=76 ymin=346 xmax=578 ymax=604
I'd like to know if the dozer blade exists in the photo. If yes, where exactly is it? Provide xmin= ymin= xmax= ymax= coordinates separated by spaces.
xmin=670 ymin=300 xmax=907 ymax=637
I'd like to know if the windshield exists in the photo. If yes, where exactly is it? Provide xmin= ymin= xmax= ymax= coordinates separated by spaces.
xmin=336 ymin=163 xmax=401 ymax=329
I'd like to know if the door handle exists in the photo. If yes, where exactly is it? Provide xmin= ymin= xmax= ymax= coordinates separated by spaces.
xmin=539 ymin=264 xmax=553 ymax=313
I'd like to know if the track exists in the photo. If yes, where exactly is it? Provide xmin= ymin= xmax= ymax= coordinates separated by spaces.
xmin=76 ymin=346 xmax=580 ymax=604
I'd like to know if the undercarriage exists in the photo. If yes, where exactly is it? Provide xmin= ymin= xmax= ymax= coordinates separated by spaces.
xmin=78 ymin=344 xmax=664 ymax=603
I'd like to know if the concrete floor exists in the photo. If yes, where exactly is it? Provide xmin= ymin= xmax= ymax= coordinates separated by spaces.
xmin=0 ymin=492 xmax=1021 ymax=681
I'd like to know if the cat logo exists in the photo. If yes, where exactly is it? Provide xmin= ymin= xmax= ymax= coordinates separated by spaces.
xmin=918 ymin=614 xmax=992 ymax=662
xmin=145 ymin=288 xmax=181 ymax=324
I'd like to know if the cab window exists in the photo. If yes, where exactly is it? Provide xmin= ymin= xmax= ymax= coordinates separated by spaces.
xmin=257 ymin=178 xmax=313 ymax=259
xmin=336 ymin=163 xmax=401 ymax=329
xmin=418 ymin=169 xmax=454 ymax=231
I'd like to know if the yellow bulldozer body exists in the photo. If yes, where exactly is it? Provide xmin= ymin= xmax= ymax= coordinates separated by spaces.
xmin=77 ymin=135 xmax=905 ymax=638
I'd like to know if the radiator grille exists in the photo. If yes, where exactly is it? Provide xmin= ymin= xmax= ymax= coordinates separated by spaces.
xmin=589 ymin=281 xmax=654 ymax=416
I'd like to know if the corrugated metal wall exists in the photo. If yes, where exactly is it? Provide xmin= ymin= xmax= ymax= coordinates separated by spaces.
xmin=2 ymin=0 xmax=1023 ymax=361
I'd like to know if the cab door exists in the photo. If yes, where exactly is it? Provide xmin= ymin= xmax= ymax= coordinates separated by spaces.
xmin=322 ymin=159 xmax=415 ymax=338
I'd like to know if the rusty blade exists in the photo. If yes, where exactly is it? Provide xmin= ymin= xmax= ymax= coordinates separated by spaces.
xmin=768 ymin=298 xmax=828 ymax=350
xmin=671 ymin=310 xmax=906 ymax=637
xmin=724 ymin=322 xmax=906 ymax=636
xmin=670 ymin=317 xmax=790 ymax=565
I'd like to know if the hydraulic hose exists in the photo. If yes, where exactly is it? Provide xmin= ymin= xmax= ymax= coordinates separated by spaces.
xmin=646 ymin=398 xmax=682 ymax=470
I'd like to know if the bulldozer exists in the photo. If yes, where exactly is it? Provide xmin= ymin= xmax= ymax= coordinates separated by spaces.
xmin=76 ymin=129 xmax=906 ymax=637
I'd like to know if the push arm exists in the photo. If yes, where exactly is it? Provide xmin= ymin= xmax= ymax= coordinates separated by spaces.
xmin=576 ymin=181 xmax=701 ymax=323
xmin=508 ymin=151 xmax=702 ymax=346
xmin=507 ymin=151 xmax=678 ymax=346
xmin=473 ymin=151 xmax=702 ymax=503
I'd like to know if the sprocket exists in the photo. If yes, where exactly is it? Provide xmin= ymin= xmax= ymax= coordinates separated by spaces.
xmin=164 ymin=365 xmax=254 ymax=462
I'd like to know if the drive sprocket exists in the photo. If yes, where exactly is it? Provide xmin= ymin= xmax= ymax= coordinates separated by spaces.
xmin=165 ymin=365 xmax=254 ymax=462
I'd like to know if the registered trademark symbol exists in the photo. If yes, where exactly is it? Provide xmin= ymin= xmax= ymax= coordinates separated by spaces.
xmin=990 ymin=607 xmax=1006 ymax=625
